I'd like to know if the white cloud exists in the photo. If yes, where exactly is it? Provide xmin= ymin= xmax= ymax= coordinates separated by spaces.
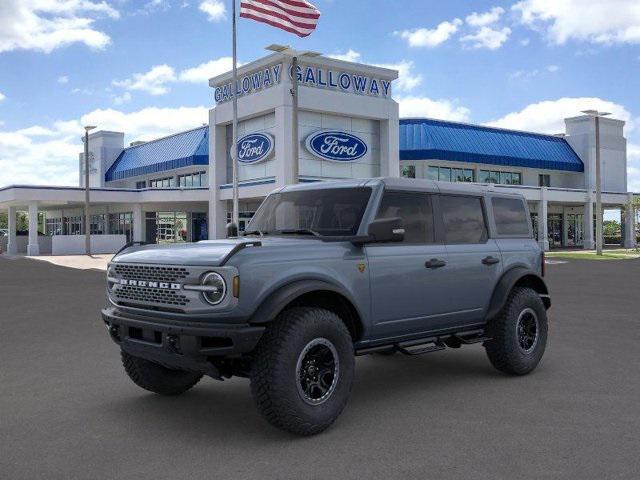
xmin=396 ymin=19 xmax=462 ymax=48
xmin=546 ymin=64 xmax=560 ymax=72
xmin=461 ymin=26 xmax=511 ymax=50
xmin=113 ymin=64 xmax=177 ymax=95
xmin=327 ymin=51 xmax=422 ymax=93
xmin=374 ymin=60 xmax=422 ymax=93
xmin=113 ymin=91 xmax=132 ymax=105
xmin=485 ymin=97 xmax=633 ymax=134
xmin=328 ymin=50 xmax=362 ymax=63
xmin=199 ymin=0 xmax=226 ymax=21
xmin=57 ymin=75 xmax=69 ymax=84
xmin=397 ymin=96 xmax=471 ymax=122
xmin=509 ymin=64 xmax=560 ymax=80
xmin=0 ymin=0 xmax=119 ymax=54
xmin=513 ymin=0 xmax=640 ymax=45
xmin=0 ymin=91 xmax=5 ymax=102
xmin=0 ymin=105 xmax=209 ymax=187
xmin=179 ymin=56 xmax=234 ymax=83
xmin=466 ymin=6 xmax=505 ymax=27
xmin=520 ymin=38 xmax=530 ymax=46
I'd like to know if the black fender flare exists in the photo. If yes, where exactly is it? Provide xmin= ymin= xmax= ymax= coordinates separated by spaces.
xmin=249 ymin=279 xmax=363 ymax=326
xmin=485 ymin=267 xmax=550 ymax=321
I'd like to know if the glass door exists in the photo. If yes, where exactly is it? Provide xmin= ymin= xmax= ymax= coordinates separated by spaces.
xmin=567 ymin=214 xmax=584 ymax=247
xmin=548 ymin=214 xmax=563 ymax=248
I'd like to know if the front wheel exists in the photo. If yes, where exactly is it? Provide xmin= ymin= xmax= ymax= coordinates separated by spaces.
xmin=250 ymin=307 xmax=355 ymax=436
xmin=484 ymin=287 xmax=548 ymax=375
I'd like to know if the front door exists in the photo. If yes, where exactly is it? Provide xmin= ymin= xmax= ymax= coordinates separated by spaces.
xmin=366 ymin=191 xmax=452 ymax=339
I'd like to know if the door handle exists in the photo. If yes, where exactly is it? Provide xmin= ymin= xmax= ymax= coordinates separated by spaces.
xmin=482 ymin=256 xmax=500 ymax=265
xmin=425 ymin=258 xmax=447 ymax=269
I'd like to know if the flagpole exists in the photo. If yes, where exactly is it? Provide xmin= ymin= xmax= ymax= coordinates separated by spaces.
xmin=291 ymin=55 xmax=299 ymax=184
xmin=231 ymin=0 xmax=240 ymax=234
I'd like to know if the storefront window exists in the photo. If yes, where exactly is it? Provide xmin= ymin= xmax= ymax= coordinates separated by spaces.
xmin=401 ymin=165 xmax=416 ymax=178
xmin=178 ymin=171 xmax=207 ymax=188
xmin=145 ymin=211 xmax=199 ymax=243
xmin=479 ymin=170 xmax=521 ymax=185
xmin=427 ymin=166 xmax=474 ymax=183
xmin=109 ymin=212 xmax=133 ymax=242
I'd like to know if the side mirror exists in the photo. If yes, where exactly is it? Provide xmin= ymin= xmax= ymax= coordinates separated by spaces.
xmin=366 ymin=217 xmax=405 ymax=243
xmin=226 ymin=222 xmax=238 ymax=238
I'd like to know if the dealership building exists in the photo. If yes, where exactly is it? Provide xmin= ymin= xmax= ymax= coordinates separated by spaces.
xmin=0 ymin=52 xmax=637 ymax=255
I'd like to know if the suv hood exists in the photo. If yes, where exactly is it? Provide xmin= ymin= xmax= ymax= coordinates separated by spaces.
xmin=113 ymin=239 xmax=253 ymax=266
xmin=111 ymin=236 xmax=328 ymax=266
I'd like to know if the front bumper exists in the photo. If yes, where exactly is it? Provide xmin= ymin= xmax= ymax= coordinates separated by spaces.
xmin=102 ymin=307 xmax=265 ymax=378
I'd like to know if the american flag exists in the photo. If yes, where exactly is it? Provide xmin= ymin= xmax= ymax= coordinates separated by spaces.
xmin=240 ymin=0 xmax=321 ymax=38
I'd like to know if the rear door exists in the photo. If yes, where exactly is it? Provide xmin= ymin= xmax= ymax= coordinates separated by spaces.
xmin=365 ymin=190 xmax=452 ymax=338
xmin=438 ymin=194 xmax=503 ymax=327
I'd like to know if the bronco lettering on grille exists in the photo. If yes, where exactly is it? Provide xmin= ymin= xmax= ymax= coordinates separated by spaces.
xmin=119 ymin=279 xmax=181 ymax=290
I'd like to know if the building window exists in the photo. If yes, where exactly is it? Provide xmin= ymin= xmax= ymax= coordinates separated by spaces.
xmin=108 ymin=212 xmax=133 ymax=242
xmin=539 ymin=174 xmax=550 ymax=187
xmin=149 ymin=177 xmax=175 ymax=188
xmin=45 ymin=218 xmax=63 ymax=236
xmin=178 ymin=171 xmax=208 ymax=188
xmin=427 ymin=166 xmax=474 ymax=183
xmin=90 ymin=214 xmax=106 ymax=235
xmin=479 ymin=170 xmax=522 ymax=185
xmin=401 ymin=165 xmax=416 ymax=178
xmin=145 ymin=211 xmax=190 ymax=244
xmin=136 ymin=181 xmax=146 ymax=189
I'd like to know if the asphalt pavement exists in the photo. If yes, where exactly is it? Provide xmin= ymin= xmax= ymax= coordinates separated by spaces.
xmin=1 ymin=255 xmax=639 ymax=479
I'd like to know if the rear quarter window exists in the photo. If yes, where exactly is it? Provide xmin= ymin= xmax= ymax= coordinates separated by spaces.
xmin=440 ymin=195 xmax=488 ymax=244
xmin=492 ymin=197 xmax=530 ymax=236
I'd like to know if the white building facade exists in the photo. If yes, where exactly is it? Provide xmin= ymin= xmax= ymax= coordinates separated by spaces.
xmin=0 ymin=52 xmax=636 ymax=255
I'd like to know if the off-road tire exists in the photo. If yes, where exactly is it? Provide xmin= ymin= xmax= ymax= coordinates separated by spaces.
xmin=484 ymin=287 xmax=548 ymax=375
xmin=121 ymin=351 xmax=202 ymax=395
xmin=250 ymin=307 xmax=355 ymax=436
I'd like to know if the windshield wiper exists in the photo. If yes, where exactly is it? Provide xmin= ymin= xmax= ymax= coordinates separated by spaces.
xmin=275 ymin=228 xmax=322 ymax=238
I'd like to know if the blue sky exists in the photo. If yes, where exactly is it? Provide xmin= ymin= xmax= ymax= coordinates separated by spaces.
xmin=1 ymin=0 xmax=639 ymax=191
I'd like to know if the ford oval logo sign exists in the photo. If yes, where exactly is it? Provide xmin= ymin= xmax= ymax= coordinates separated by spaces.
xmin=305 ymin=130 xmax=367 ymax=162
xmin=235 ymin=133 xmax=274 ymax=164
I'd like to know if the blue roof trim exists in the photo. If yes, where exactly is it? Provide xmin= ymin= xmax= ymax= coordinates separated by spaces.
xmin=105 ymin=126 xmax=209 ymax=181
xmin=399 ymin=118 xmax=584 ymax=172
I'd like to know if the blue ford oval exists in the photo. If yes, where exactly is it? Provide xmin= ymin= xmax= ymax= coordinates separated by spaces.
xmin=305 ymin=131 xmax=368 ymax=162
xmin=236 ymin=133 xmax=274 ymax=164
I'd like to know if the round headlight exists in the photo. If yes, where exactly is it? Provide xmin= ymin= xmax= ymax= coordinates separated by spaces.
xmin=201 ymin=272 xmax=226 ymax=305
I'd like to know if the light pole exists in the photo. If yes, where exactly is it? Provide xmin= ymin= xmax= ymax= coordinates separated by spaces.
xmin=266 ymin=44 xmax=320 ymax=184
xmin=581 ymin=110 xmax=610 ymax=256
xmin=83 ymin=125 xmax=96 ymax=255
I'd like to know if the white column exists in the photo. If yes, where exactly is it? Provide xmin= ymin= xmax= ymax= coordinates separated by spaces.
xmin=132 ymin=204 xmax=143 ymax=242
xmin=275 ymin=103 xmax=296 ymax=186
xmin=624 ymin=193 xmax=636 ymax=248
xmin=538 ymin=187 xmax=549 ymax=251
xmin=7 ymin=206 xmax=17 ymax=254
xmin=209 ymin=118 xmax=229 ymax=239
xmin=584 ymin=194 xmax=595 ymax=249
xmin=562 ymin=207 xmax=569 ymax=247
xmin=27 ymin=203 xmax=40 ymax=256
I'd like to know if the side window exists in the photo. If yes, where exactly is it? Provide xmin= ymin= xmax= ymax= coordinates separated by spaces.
xmin=440 ymin=195 xmax=488 ymax=244
xmin=492 ymin=197 xmax=531 ymax=236
xmin=375 ymin=191 xmax=435 ymax=243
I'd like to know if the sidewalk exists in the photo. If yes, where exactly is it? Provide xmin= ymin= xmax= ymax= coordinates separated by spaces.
xmin=0 ymin=253 xmax=113 ymax=270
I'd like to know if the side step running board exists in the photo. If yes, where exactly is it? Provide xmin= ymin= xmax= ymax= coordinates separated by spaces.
xmin=355 ymin=329 xmax=491 ymax=357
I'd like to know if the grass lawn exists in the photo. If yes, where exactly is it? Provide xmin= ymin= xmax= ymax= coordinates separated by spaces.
xmin=546 ymin=249 xmax=640 ymax=261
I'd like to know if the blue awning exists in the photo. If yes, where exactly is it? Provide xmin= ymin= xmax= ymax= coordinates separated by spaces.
xmin=105 ymin=126 xmax=209 ymax=181
xmin=400 ymin=118 xmax=583 ymax=172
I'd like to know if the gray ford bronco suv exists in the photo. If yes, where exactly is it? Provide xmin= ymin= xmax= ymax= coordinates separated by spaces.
xmin=102 ymin=177 xmax=550 ymax=435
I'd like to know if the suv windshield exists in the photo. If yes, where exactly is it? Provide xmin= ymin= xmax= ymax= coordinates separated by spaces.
xmin=247 ymin=187 xmax=372 ymax=237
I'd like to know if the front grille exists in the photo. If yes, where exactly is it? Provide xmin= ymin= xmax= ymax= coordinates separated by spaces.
xmin=115 ymin=284 xmax=190 ymax=306
xmin=114 ymin=264 xmax=189 ymax=282
xmin=110 ymin=263 xmax=193 ymax=310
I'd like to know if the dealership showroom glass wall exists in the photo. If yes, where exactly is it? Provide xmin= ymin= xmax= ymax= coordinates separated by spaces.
xmin=0 ymin=51 xmax=636 ymax=255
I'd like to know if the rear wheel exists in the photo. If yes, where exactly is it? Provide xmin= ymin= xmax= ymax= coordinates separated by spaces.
xmin=250 ymin=307 xmax=355 ymax=436
xmin=121 ymin=351 xmax=202 ymax=395
xmin=484 ymin=287 xmax=548 ymax=375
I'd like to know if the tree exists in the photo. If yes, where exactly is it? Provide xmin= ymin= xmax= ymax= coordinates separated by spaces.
xmin=603 ymin=220 xmax=620 ymax=237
